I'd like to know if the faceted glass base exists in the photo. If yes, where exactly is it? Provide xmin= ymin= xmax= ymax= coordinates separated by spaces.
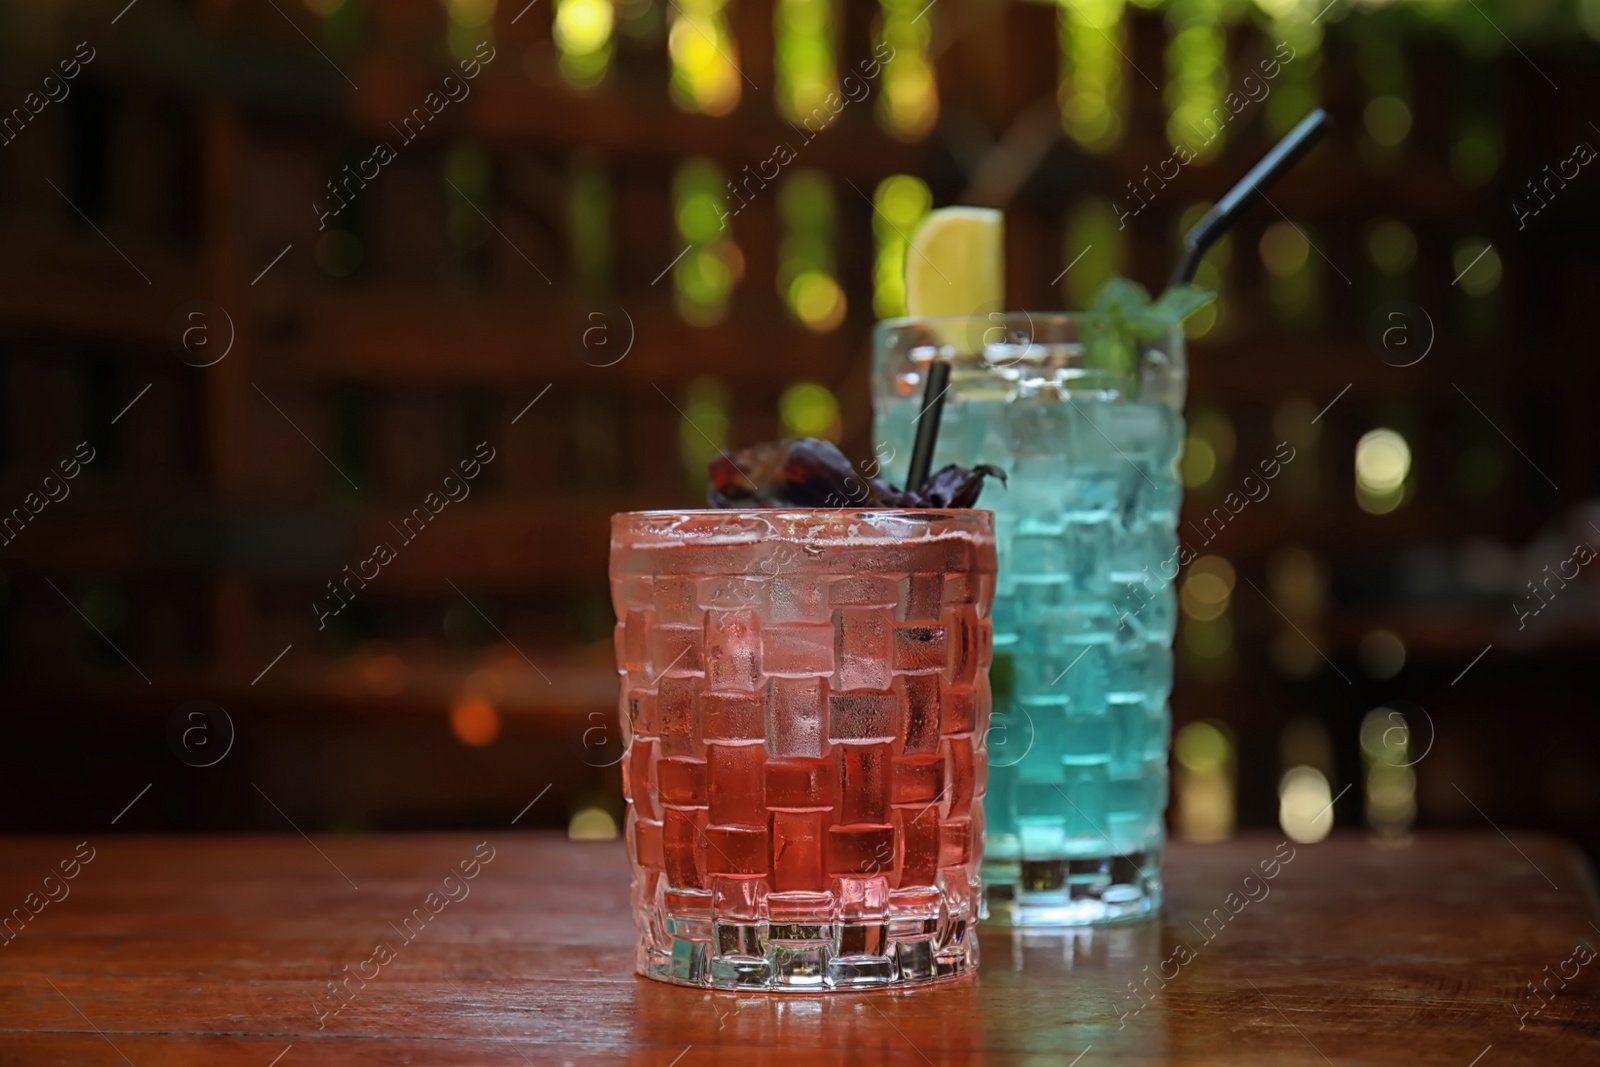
xmin=980 ymin=846 xmax=1162 ymax=927
xmin=637 ymin=902 xmax=979 ymax=991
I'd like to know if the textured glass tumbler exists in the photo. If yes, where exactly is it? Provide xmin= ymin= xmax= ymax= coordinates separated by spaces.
xmin=873 ymin=313 xmax=1184 ymax=926
xmin=610 ymin=509 xmax=996 ymax=990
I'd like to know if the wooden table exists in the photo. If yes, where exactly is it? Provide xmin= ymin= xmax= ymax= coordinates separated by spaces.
xmin=1 ymin=831 xmax=1595 ymax=1065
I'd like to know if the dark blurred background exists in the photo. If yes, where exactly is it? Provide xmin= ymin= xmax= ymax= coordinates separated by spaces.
xmin=1 ymin=0 xmax=1596 ymax=859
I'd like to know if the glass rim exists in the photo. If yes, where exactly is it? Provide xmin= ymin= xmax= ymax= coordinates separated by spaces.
xmin=871 ymin=309 xmax=1187 ymax=406
xmin=874 ymin=310 xmax=1183 ymax=339
xmin=611 ymin=508 xmax=997 ymax=549
xmin=876 ymin=309 xmax=1087 ymax=330
xmin=612 ymin=507 xmax=994 ymax=523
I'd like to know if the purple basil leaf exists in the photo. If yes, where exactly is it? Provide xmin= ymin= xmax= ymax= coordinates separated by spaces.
xmin=709 ymin=438 xmax=1007 ymax=509
xmin=916 ymin=463 xmax=1007 ymax=508
xmin=708 ymin=440 xmax=792 ymax=507
xmin=780 ymin=438 xmax=866 ymax=507
xmin=868 ymin=478 xmax=920 ymax=508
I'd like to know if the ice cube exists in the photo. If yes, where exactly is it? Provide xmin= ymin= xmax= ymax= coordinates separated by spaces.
xmin=1136 ymin=469 xmax=1180 ymax=522
xmin=894 ymin=807 xmax=940 ymax=888
xmin=1009 ymin=464 xmax=1068 ymax=530
xmin=627 ymin=687 xmax=660 ymax=739
xmin=1013 ymin=646 xmax=1069 ymax=708
xmin=1017 ymin=813 xmax=1066 ymax=860
xmin=892 ymin=624 xmax=947 ymax=674
xmin=633 ymin=817 xmax=664 ymax=870
xmin=649 ymin=623 xmax=702 ymax=679
xmin=890 ymin=755 xmax=944 ymax=806
xmin=839 ymin=743 xmax=891 ymax=825
xmin=834 ymin=607 xmax=893 ymax=692
xmin=894 ymin=675 xmax=942 ymax=755
xmin=768 ymin=888 xmax=834 ymax=924
xmin=895 ymin=573 xmax=944 ymax=622
xmin=942 ymin=605 xmax=982 ymax=686
xmin=1011 ymin=530 xmax=1069 ymax=582
xmin=700 ymin=690 xmax=765 ymax=743
xmin=766 ymin=758 xmax=834 ymax=809
xmin=704 ymin=608 xmax=762 ymax=691
xmin=765 ymin=677 xmax=828 ymax=759
xmin=832 ymin=874 xmax=890 ymax=921
xmin=763 ymin=623 xmax=835 ymax=677
xmin=940 ymin=685 xmax=976 ymax=737
xmin=942 ymin=735 xmax=975 ymax=813
xmin=622 ymin=609 xmax=653 ymax=672
xmin=1061 ymin=711 xmax=1112 ymax=765
xmin=707 ymin=744 xmax=765 ymax=824
xmin=663 ymin=808 xmax=705 ymax=889
xmin=939 ymin=817 xmax=973 ymax=867
xmin=626 ymin=738 xmax=658 ymax=821
xmin=652 ymin=576 xmax=695 ymax=624
xmin=1061 ymin=761 xmax=1109 ymax=847
xmin=617 ymin=576 xmax=653 ymax=611
xmin=702 ymin=825 xmax=768 ymax=876
xmin=1107 ymin=697 xmax=1145 ymax=775
xmin=1098 ymin=402 xmax=1167 ymax=465
xmin=827 ymin=824 xmax=896 ymax=877
xmin=1061 ymin=470 xmax=1119 ymax=519
xmin=1063 ymin=519 xmax=1112 ymax=596
xmin=712 ymin=875 xmax=767 ymax=922
xmin=1105 ymin=643 xmax=1148 ymax=702
xmin=828 ymin=691 xmax=896 ymax=743
xmin=1007 ymin=403 xmax=1067 ymax=459
xmin=694 ymin=575 xmax=766 ymax=610
xmin=1015 ymin=713 xmax=1065 ymax=783
xmin=657 ymin=676 xmax=701 ymax=756
xmin=766 ymin=575 xmax=829 ymax=624
xmin=828 ymin=576 xmax=898 ymax=607
xmin=770 ymin=815 xmax=826 ymax=893
xmin=658 ymin=757 xmax=707 ymax=808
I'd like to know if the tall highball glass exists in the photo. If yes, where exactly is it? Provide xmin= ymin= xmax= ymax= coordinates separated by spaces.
xmin=873 ymin=313 xmax=1184 ymax=925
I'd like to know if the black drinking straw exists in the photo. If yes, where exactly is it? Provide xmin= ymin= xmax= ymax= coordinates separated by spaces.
xmin=905 ymin=358 xmax=951 ymax=493
xmin=1171 ymin=108 xmax=1333 ymax=287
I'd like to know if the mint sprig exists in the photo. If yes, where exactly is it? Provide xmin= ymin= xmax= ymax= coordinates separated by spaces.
xmin=1082 ymin=277 xmax=1216 ymax=374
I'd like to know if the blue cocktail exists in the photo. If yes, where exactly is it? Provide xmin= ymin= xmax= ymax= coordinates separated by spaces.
xmin=874 ymin=312 xmax=1182 ymax=924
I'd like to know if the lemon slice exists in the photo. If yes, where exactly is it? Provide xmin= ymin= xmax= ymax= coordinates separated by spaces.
xmin=904 ymin=207 xmax=1004 ymax=351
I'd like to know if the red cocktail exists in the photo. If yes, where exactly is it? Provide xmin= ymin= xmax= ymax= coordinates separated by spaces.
xmin=610 ymin=508 xmax=995 ymax=990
